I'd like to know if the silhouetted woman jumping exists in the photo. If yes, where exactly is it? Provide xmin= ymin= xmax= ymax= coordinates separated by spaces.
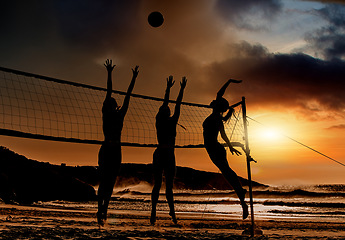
xmin=97 ymin=59 xmax=139 ymax=226
xmin=203 ymin=79 xmax=249 ymax=220
xmin=150 ymin=76 xmax=187 ymax=225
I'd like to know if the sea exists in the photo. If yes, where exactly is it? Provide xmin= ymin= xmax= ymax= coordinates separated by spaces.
xmin=34 ymin=184 xmax=345 ymax=222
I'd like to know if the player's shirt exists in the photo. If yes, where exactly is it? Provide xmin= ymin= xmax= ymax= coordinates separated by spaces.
xmin=155 ymin=110 xmax=178 ymax=147
xmin=102 ymin=97 xmax=124 ymax=143
xmin=203 ymin=113 xmax=222 ymax=146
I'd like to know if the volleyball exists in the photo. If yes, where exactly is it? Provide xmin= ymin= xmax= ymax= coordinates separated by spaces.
xmin=148 ymin=12 xmax=164 ymax=28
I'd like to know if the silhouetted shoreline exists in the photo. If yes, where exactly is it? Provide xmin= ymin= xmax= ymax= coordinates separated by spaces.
xmin=0 ymin=146 xmax=266 ymax=204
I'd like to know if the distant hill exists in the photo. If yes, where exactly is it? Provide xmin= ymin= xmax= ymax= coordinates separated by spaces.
xmin=0 ymin=146 xmax=267 ymax=204
xmin=0 ymin=146 xmax=96 ymax=204
xmin=115 ymin=163 xmax=267 ymax=191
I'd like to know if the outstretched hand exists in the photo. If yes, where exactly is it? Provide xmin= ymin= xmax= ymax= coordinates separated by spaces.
xmin=229 ymin=79 xmax=242 ymax=84
xmin=132 ymin=65 xmax=139 ymax=77
xmin=166 ymin=75 xmax=175 ymax=88
xmin=229 ymin=146 xmax=242 ymax=156
xmin=180 ymin=76 xmax=187 ymax=89
xmin=104 ymin=59 xmax=115 ymax=72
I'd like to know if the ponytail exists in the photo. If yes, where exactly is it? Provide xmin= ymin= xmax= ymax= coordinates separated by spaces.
xmin=222 ymin=107 xmax=234 ymax=122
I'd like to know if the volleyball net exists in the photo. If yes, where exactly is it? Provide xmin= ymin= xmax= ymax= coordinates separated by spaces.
xmin=0 ymin=66 xmax=247 ymax=148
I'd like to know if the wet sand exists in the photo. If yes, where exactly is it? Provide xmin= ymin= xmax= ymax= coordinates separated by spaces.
xmin=0 ymin=203 xmax=344 ymax=239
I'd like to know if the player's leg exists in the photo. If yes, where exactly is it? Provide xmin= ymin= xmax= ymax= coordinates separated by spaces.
xmin=165 ymin=156 xmax=177 ymax=224
xmin=97 ymin=145 xmax=106 ymax=226
xmin=151 ymin=149 xmax=163 ymax=225
xmin=209 ymin=144 xmax=248 ymax=219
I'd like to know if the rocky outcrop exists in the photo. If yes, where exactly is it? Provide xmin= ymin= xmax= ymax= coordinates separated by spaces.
xmin=0 ymin=146 xmax=96 ymax=204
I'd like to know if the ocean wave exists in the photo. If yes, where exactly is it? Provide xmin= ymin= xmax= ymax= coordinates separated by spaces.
xmin=111 ymin=196 xmax=241 ymax=205
xmin=314 ymin=184 xmax=345 ymax=192
xmin=114 ymin=188 xmax=345 ymax=198
xmin=253 ymin=189 xmax=345 ymax=198
xmin=263 ymin=201 xmax=345 ymax=208
xmin=114 ymin=188 xmax=241 ymax=197
xmin=268 ymin=209 xmax=345 ymax=215
xmin=115 ymin=189 xmax=151 ymax=195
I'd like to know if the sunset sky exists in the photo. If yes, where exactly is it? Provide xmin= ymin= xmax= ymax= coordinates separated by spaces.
xmin=1 ymin=0 xmax=345 ymax=186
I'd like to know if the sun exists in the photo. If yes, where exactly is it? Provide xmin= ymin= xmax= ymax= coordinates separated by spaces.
xmin=259 ymin=128 xmax=281 ymax=141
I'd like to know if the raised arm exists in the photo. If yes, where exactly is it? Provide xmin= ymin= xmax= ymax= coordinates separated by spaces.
xmin=162 ymin=75 xmax=175 ymax=107
xmin=216 ymin=79 xmax=242 ymax=100
xmin=121 ymin=66 xmax=139 ymax=115
xmin=220 ymin=122 xmax=242 ymax=156
xmin=231 ymin=142 xmax=246 ymax=152
xmin=104 ymin=59 xmax=116 ymax=99
xmin=172 ymin=77 xmax=187 ymax=120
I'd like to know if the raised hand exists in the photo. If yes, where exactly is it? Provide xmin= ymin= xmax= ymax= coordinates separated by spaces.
xmin=180 ymin=76 xmax=187 ymax=89
xmin=217 ymin=78 xmax=241 ymax=99
xmin=229 ymin=146 xmax=242 ymax=156
xmin=229 ymin=79 xmax=242 ymax=84
xmin=166 ymin=75 xmax=175 ymax=88
xmin=104 ymin=59 xmax=116 ymax=72
xmin=132 ymin=65 xmax=139 ymax=77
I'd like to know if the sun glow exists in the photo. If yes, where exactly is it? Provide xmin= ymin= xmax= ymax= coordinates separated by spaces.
xmin=261 ymin=129 xmax=280 ymax=140
xmin=258 ymin=128 xmax=282 ymax=141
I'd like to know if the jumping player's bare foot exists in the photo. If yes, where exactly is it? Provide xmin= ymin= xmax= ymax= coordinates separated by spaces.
xmin=150 ymin=211 xmax=156 ymax=225
xmin=238 ymin=188 xmax=248 ymax=220
xmin=169 ymin=211 xmax=177 ymax=224
xmin=242 ymin=202 xmax=249 ymax=220
xmin=97 ymin=211 xmax=105 ymax=227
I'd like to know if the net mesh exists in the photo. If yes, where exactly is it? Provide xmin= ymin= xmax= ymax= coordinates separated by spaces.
xmin=0 ymin=67 xmax=246 ymax=148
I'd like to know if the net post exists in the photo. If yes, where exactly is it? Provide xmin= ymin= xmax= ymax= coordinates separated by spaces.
xmin=241 ymin=96 xmax=256 ymax=237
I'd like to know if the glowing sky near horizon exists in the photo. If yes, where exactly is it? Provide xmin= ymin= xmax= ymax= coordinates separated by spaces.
xmin=0 ymin=0 xmax=345 ymax=185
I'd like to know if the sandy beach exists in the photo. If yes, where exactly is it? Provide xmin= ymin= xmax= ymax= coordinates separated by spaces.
xmin=0 ymin=202 xmax=344 ymax=240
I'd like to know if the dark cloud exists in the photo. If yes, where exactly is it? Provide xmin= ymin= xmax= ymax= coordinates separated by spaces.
xmin=215 ymin=0 xmax=283 ymax=30
xmin=326 ymin=124 xmax=345 ymax=130
xmin=226 ymin=41 xmax=270 ymax=58
xmin=51 ymin=0 xmax=141 ymax=49
xmin=203 ymin=41 xmax=345 ymax=117
xmin=0 ymin=0 xmax=223 ymax=99
xmin=305 ymin=4 xmax=345 ymax=60
xmin=0 ymin=0 xmax=142 ymax=55
xmin=1 ymin=0 xmax=345 ymax=120
xmin=317 ymin=4 xmax=345 ymax=26
xmin=303 ymin=0 xmax=345 ymax=4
